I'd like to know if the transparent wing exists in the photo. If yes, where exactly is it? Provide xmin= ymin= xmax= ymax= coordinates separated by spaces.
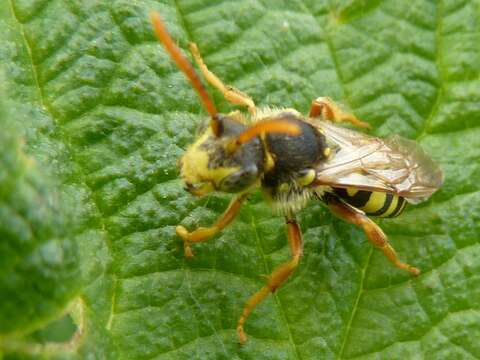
xmin=314 ymin=120 xmax=444 ymax=203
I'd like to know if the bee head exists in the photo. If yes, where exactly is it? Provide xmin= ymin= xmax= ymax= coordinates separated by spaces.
xmin=150 ymin=13 xmax=300 ymax=197
xmin=179 ymin=115 xmax=265 ymax=196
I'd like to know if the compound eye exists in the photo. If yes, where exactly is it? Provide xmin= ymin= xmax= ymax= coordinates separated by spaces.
xmin=219 ymin=164 xmax=258 ymax=193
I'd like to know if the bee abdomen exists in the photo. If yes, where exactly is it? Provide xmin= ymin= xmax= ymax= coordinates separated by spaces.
xmin=332 ymin=187 xmax=406 ymax=218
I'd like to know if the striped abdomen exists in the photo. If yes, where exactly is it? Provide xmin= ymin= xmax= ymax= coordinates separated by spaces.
xmin=332 ymin=187 xmax=407 ymax=218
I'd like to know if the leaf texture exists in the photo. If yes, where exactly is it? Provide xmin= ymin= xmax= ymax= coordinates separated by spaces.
xmin=0 ymin=0 xmax=479 ymax=359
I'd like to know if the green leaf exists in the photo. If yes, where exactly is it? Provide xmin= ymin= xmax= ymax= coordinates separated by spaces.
xmin=0 ymin=94 xmax=80 ymax=336
xmin=1 ymin=0 xmax=479 ymax=359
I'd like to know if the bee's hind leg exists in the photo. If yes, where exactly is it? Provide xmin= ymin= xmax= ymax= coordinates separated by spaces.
xmin=176 ymin=194 xmax=248 ymax=257
xmin=188 ymin=43 xmax=256 ymax=115
xmin=236 ymin=214 xmax=303 ymax=344
xmin=325 ymin=194 xmax=420 ymax=276
xmin=309 ymin=97 xmax=370 ymax=129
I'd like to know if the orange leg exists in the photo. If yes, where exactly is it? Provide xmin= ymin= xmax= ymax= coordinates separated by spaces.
xmin=189 ymin=43 xmax=256 ymax=115
xmin=176 ymin=194 xmax=248 ymax=257
xmin=309 ymin=97 xmax=371 ymax=129
xmin=326 ymin=195 xmax=420 ymax=276
xmin=236 ymin=215 xmax=303 ymax=344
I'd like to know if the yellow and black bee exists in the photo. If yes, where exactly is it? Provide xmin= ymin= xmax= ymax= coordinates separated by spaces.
xmin=151 ymin=13 xmax=443 ymax=344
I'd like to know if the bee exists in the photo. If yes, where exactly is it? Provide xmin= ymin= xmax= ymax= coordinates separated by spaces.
xmin=151 ymin=13 xmax=443 ymax=344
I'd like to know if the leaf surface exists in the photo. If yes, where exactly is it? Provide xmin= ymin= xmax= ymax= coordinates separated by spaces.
xmin=1 ymin=0 xmax=479 ymax=359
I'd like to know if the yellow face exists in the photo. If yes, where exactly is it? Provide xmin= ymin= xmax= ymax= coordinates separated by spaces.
xmin=179 ymin=129 xmax=241 ymax=196
xmin=179 ymin=119 xmax=265 ymax=197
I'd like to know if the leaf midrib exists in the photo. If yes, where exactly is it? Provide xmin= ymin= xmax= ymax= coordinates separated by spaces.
xmin=8 ymin=0 xmax=46 ymax=110
xmin=336 ymin=249 xmax=372 ymax=359
xmin=417 ymin=0 xmax=444 ymax=141
xmin=251 ymin=215 xmax=302 ymax=358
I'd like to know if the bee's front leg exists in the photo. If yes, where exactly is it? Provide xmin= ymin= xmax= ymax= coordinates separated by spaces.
xmin=325 ymin=195 xmax=420 ymax=276
xmin=309 ymin=97 xmax=371 ymax=129
xmin=176 ymin=193 xmax=248 ymax=257
xmin=236 ymin=214 xmax=303 ymax=344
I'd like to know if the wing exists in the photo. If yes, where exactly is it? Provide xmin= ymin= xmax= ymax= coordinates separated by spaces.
xmin=313 ymin=120 xmax=443 ymax=204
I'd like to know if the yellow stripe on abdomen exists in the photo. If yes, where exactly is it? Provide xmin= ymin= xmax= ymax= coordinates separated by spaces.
xmin=359 ymin=192 xmax=387 ymax=214
xmin=363 ymin=192 xmax=406 ymax=218
xmin=332 ymin=187 xmax=407 ymax=218
xmin=346 ymin=187 xmax=359 ymax=197
xmin=380 ymin=195 xmax=399 ymax=217
xmin=386 ymin=196 xmax=407 ymax=218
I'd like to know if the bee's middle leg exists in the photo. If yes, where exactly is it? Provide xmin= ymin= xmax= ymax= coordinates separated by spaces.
xmin=188 ymin=43 xmax=256 ymax=115
xmin=236 ymin=214 xmax=303 ymax=344
xmin=309 ymin=97 xmax=370 ymax=129
xmin=176 ymin=193 xmax=248 ymax=257
xmin=326 ymin=195 xmax=420 ymax=276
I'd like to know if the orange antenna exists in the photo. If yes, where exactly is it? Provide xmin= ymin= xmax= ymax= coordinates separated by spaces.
xmin=150 ymin=12 xmax=220 ymax=136
xmin=230 ymin=119 xmax=301 ymax=150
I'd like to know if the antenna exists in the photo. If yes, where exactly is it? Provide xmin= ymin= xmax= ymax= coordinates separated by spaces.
xmin=236 ymin=119 xmax=301 ymax=146
xmin=150 ymin=12 xmax=221 ymax=136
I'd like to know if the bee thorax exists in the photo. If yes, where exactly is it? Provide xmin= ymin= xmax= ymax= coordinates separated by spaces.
xmin=260 ymin=113 xmax=328 ymax=214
